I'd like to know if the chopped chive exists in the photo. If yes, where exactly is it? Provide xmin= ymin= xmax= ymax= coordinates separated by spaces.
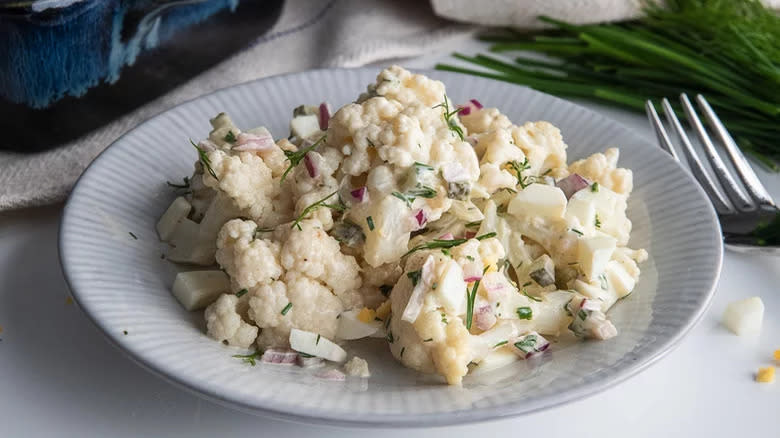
xmin=571 ymin=228 xmax=584 ymax=236
xmin=516 ymin=306 xmax=533 ymax=320
xmin=366 ymin=216 xmax=375 ymax=231
xmin=232 ymin=350 xmax=262 ymax=366
xmin=476 ymin=232 xmax=497 ymax=240
xmin=291 ymin=190 xmax=345 ymax=230
xmin=465 ymin=221 xmax=482 ymax=228
xmin=281 ymin=303 xmax=293 ymax=315
xmin=591 ymin=182 xmax=600 ymax=192
xmin=224 ymin=130 xmax=237 ymax=143
xmin=493 ymin=340 xmax=508 ymax=348
xmin=235 ymin=288 xmax=248 ymax=298
xmin=128 ymin=232 xmax=138 ymax=240
xmin=191 ymin=140 xmax=219 ymax=181
xmin=423 ymin=338 xmax=433 ymax=342
xmin=523 ymin=290 xmax=542 ymax=302
xmin=407 ymin=270 xmax=422 ymax=286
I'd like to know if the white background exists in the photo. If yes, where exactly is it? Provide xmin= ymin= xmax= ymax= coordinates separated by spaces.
xmin=1 ymin=40 xmax=779 ymax=437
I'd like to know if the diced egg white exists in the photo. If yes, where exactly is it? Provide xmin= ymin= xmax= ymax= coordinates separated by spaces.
xmin=289 ymin=329 xmax=347 ymax=363
xmin=508 ymin=184 xmax=567 ymax=219
xmin=172 ymin=270 xmax=229 ymax=311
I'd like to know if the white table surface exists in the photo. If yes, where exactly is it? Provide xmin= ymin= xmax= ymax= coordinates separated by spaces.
xmin=2 ymin=40 xmax=779 ymax=437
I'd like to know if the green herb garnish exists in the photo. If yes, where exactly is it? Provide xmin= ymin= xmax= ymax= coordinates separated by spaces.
xmin=407 ymin=185 xmax=437 ymax=199
xmin=508 ymin=158 xmax=533 ymax=188
xmin=392 ymin=191 xmax=414 ymax=208
xmin=386 ymin=331 xmax=394 ymax=343
xmin=407 ymin=269 xmax=422 ymax=286
xmin=464 ymin=221 xmax=482 ymax=228
xmin=523 ymin=290 xmax=542 ymax=302
xmin=465 ymin=278 xmax=482 ymax=330
xmin=232 ymin=350 xmax=262 ymax=366
xmin=494 ymin=340 xmax=508 ymax=348
xmin=281 ymin=135 xmax=325 ymax=182
xmin=433 ymin=95 xmax=465 ymax=140
xmin=466 ymin=255 xmax=475 ymax=261
xmin=379 ymin=285 xmax=393 ymax=296
xmin=400 ymin=347 xmax=406 ymax=357
xmin=235 ymin=288 xmax=248 ymax=298
xmin=595 ymin=214 xmax=602 ymax=229
xmin=166 ymin=176 xmax=190 ymax=190
xmin=290 ymin=190 xmax=345 ymax=230
xmin=514 ymin=335 xmax=537 ymax=353
xmin=570 ymin=228 xmax=584 ymax=236
xmin=281 ymin=302 xmax=293 ymax=315
xmin=423 ymin=338 xmax=433 ymax=342
xmin=441 ymin=313 xmax=449 ymax=324
xmin=578 ymin=309 xmax=588 ymax=321
xmin=224 ymin=130 xmax=237 ymax=143
xmin=191 ymin=140 xmax=219 ymax=180
xmin=516 ymin=306 xmax=533 ymax=320
xmin=128 ymin=232 xmax=138 ymax=240
xmin=476 ymin=232 xmax=497 ymax=240
xmin=591 ymin=182 xmax=600 ymax=192
xmin=253 ymin=226 xmax=274 ymax=240
xmin=599 ymin=273 xmax=609 ymax=290
xmin=441 ymin=248 xmax=452 ymax=258
xmin=413 ymin=162 xmax=435 ymax=171
xmin=366 ymin=216 xmax=375 ymax=231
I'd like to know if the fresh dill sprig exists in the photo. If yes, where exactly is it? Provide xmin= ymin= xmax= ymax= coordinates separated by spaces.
xmin=290 ymin=190 xmax=345 ymax=230
xmin=281 ymin=135 xmax=326 ymax=183
xmin=224 ymin=130 xmax=237 ymax=143
xmin=465 ymin=266 xmax=489 ymax=330
xmin=508 ymin=158 xmax=532 ymax=188
xmin=402 ymin=232 xmax=496 ymax=257
xmin=433 ymin=95 xmax=465 ymax=140
xmin=191 ymin=140 xmax=219 ymax=180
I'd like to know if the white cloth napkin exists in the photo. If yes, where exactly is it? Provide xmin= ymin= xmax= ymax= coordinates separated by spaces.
xmin=0 ymin=0 xmax=473 ymax=210
xmin=8 ymin=0 xmax=774 ymax=210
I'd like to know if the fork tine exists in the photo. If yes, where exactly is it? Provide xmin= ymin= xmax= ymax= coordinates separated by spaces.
xmin=679 ymin=93 xmax=755 ymax=212
xmin=695 ymin=95 xmax=776 ymax=209
xmin=660 ymin=98 xmax=735 ymax=215
xmin=645 ymin=101 xmax=680 ymax=161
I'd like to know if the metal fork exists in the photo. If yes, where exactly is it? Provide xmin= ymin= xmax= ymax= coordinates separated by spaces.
xmin=645 ymin=94 xmax=779 ymax=254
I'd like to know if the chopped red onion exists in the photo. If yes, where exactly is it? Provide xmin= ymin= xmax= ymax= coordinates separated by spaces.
xmin=438 ymin=232 xmax=454 ymax=240
xmin=315 ymin=368 xmax=345 ymax=381
xmin=260 ymin=348 xmax=298 ymax=365
xmin=318 ymin=102 xmax=331 ymax=131
xmin=555 ymin=173 xmax=590 ymax=199
xmin=470 ymin=99 xmax=483 ymax=109
xmin=232 ymin=132 xmax=275 ymax=152
xmin=591 ymin=320 xmax=618 ymax=340
xmin=512 ymin=332 xmax=550 ymax=359
xmin=474 ymin=305 xmax=497 ymax=331
xmin=414 ymin=209 xmax=427 ymax=228
xmin=465 ymin=231 xmax=477 ymax=239
xmin=350 ymin=187 xmax=368 ymax=203
xmin=303 ymin=153 xmax=318 ymax=178
xmin=458 ymin=105 xmax=471 ymax=116
xmin=464 ymin=276 xmax=481 ymax=283
xmin=466 ymin=136 xmax=478 ymax=147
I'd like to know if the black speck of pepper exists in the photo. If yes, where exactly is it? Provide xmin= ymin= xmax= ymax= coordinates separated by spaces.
xmin=123 ymin=330 xmax=128 ymax=335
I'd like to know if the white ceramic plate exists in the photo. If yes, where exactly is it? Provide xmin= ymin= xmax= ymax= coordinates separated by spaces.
xmin=59 ymin=68 xmax=722 ymax=427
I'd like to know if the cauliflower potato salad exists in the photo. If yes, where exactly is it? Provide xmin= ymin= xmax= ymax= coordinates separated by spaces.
xmin=158 ymin=66 xmax=647 ymax=385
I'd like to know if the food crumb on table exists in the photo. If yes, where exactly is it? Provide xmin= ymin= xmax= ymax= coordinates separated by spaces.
xmin=756 ymin=367 xmax=775 ymax=384
xmin=65 ymin=296 xmax=74 ymax=305
xmin=344 ymin=356 xmax=370 ymax=378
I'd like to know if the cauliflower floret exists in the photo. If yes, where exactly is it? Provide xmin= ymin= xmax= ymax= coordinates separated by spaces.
xmin=281 ymin=219 xmax=363 ymax=308
xmin=327 ymin=97 xmax=403 ymax=176
xmin=344 ymin=356 xmax=371 ymax=378
xmin=429 ymin=318 xmax=472 ymax=385
xmin=373 ymin=65 xmax=446 ymax=108
xmin=568 ymin=148 xmax=633 ymax=196
xmin=459 ymin=107 xmax=512 ymax=134
xmin=249 ymin=273 xmax=344 ymax=349
xmin=216 ymin=219 xmax=283 ymax=290
xmin=511 ymin=121 xmax=568 ymax=178
xmin=202 ymin=149 xmax=278 ymax=221
xmin=359 ymin=261 xmax=403 ymax=308
xmin=204 ymin=294 xmax=258 ymax=348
